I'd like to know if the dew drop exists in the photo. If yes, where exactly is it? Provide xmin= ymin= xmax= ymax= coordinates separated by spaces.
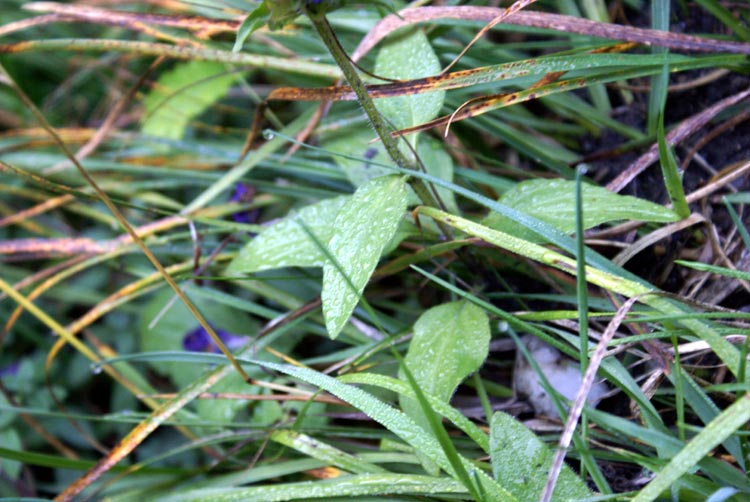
xmin=91 ymin=363 xmax=103 ymax=375
xmin=497 ymin=320 xmax=509 ymax=333
xmin=262 ymin=129 xmax=275 ymax=140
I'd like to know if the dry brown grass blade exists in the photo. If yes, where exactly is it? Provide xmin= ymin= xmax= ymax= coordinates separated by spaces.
xmin=613 ymin=213 xmax=707 ymax=267
xmin=444 ymin=69 xmax=565 ymax=136
xmin=0 ymin=194 xmax=74 ymax=228
xmin=606 ymin=86 xmax=750 ymax=193
xmin=0 ymin=13 xmax=65 ymax=38
xmin=352 ymin=6 xmax=750 ymax=62
xmin=269 ymin=43 xmax=631 ymax=104
xmin=439 ymin=0 xmax=539 ymax=75
xmin=0 ymin=67 xmax=253 ymax=439
xmin=392 ymin=73 xmax=594 ymax=138
xmin=541 ymin=295 xmax=643 ymax=502
xmin=54 ymin=361 xmax=232 ymax=501
xmin=16 ymin=2 xmax=241 ymax=38
xmin=13 ymin=2 xmax=204 ymax=47
xmin=54 ymin=296 xmax=326 ymax=500
xmin=46 ymin=56 xmax=164 ymax=174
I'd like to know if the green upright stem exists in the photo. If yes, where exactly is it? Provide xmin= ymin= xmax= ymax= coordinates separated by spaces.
xmin=306 ymin=8 xmax=453 ymax=239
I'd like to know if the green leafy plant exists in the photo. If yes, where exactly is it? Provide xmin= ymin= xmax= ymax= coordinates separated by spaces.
xmin=2 ymin=1 xmax=750 ymax=501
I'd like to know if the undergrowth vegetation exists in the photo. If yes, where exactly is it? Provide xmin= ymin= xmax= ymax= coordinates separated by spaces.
xmin=2 ymin=1 xmax=750 ymax=501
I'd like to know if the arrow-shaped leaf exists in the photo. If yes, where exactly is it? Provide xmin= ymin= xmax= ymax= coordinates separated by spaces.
xmin=322 ymin=175 xmax=408 ymax=338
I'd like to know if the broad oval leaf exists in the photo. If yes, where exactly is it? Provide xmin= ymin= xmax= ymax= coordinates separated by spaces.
xmin=483 ymin=178 xmax=679 ymax=242
xmin=142 ymin=60 xmax=237 ymax=140
xmin=400 ymin=300 xmax=490 ymax=475
xmin=490 ymin=411 xmax=591 ymax=501
xmin=373 ymin=28 xmax=445 ymax=132
xmin=226 ymin=196 xmax=346 ymax=275
xmin=232 ymin=3 xmax=270 ymax=52
xmin=322 ymin=175 xmax=408 ymax=338
xmin=401 ymin=300 xmax=490 ymax=404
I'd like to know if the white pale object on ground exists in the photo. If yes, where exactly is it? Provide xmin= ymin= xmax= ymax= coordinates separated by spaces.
xmin=514 ymin=335 xmax=608 ymax=418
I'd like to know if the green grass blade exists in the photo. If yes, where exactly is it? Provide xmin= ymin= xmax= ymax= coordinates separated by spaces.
xmin=154 ymin=473 xmax=467 ymax=502
xmin=657 ymin=111 xmax=691 ymax=218
xmin=633 ymin=394 xmax=750 ymax=502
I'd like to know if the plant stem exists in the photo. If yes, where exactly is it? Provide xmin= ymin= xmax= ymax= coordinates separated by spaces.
xmin=305 ymin=7 xmax=452 ymax=238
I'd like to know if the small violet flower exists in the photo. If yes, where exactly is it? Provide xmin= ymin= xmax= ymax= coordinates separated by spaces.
xmin=230 ymin=183 xmax=260 ymax=225
xmin=182 ymin=326 xmax=248 ymax=353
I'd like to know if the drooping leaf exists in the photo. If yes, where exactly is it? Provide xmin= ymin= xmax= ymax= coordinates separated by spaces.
xmin=483 ymin=178 xmax=679 ymax=242
xmin=322 ymin=175 xmax=408 ymax=338
xmin=142 ymin=61 xmax=237 ymax=140
xmin=401 ymin=300 xmax=490 ymax=410
xmin=233 ymin=3 xmax=270 ymax=52
xmin=226 ymin=196 xmax=347 ymax=275
xmin=373 ymin=27 xmax=445 ymax=134
xmin=400 ymin=300 xmax=490 ymax=474
xmin=490 ymin=411 xmax=591 ymax=501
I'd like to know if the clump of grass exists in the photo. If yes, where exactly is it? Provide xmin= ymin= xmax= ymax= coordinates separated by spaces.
xmin=2 ymin=1 xmax=750 ymax=501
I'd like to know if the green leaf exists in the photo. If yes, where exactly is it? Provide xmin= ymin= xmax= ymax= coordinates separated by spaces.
xmin=399 ymin=300 xmax=489 ymax=475
xmin=0 ymin=428 xmax=21 ymax=479
xmin=373 ymin=28 xmax=444 ymax=133
xmin=417 ymin=136 xmax=458 ymax=213
xmin=489 ymin=411 xmax=591 ymax=501
xmin=142 ymin=61 xmax=237 ymax=140
xmin=323 ymin=126 xmax=392 ymax=188
xmin=657 ymin=112 xmax=690 ymax=218
xmin=322 ymin=175 xmax=408 ymax=338
xmin=339 ymin=372 xmax=490 ymax=453
xmin=400 ymin=300 xmax=490 ymax=432
xmin=226 ymin=196 xmax=347 ymax=275
xmin=270 ymin=429 xmax=386 ymax=474
xmin=233 ymin=3 xmax=270 ymax=52
xmin=323 ymin=130 xmax=456 ymax=211
xmin=676 ymin=260 xmax=750 ymax=281
xmin=632 ymin=395 xmax=750 ymax=502
xmin=483 ymin=178 xmax=679 ymax=242
xmin=156 ymin=473 xmax=467 ymax=502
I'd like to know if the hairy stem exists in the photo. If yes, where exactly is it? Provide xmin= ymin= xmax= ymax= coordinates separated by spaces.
xmin=306 ymin=7 xmax=453 ymax=238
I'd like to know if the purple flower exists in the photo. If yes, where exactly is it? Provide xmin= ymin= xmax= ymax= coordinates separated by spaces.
xmin=230 ymin=183 xmax=261 ymax=225
xmin=0 ymin=362 xmax=19 ymax=378
xmin=182 ymin=326 xmax=248 ymax=353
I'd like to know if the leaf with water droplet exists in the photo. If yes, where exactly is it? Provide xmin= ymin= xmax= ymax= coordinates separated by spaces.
xmin=226 ymin=196 xmax=347 ymax=274
xmin=322 ymin=175 xmax=408 ymax=339
xmin=483 ymin=178 xmax=679 ymax=243
xmin=400 ymin=300 xmax=490 ymax=474
xmin=374 ymin=27 xmax=444 ymax=135
xmin=490 ymin=411 xmax=591 ymax=500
